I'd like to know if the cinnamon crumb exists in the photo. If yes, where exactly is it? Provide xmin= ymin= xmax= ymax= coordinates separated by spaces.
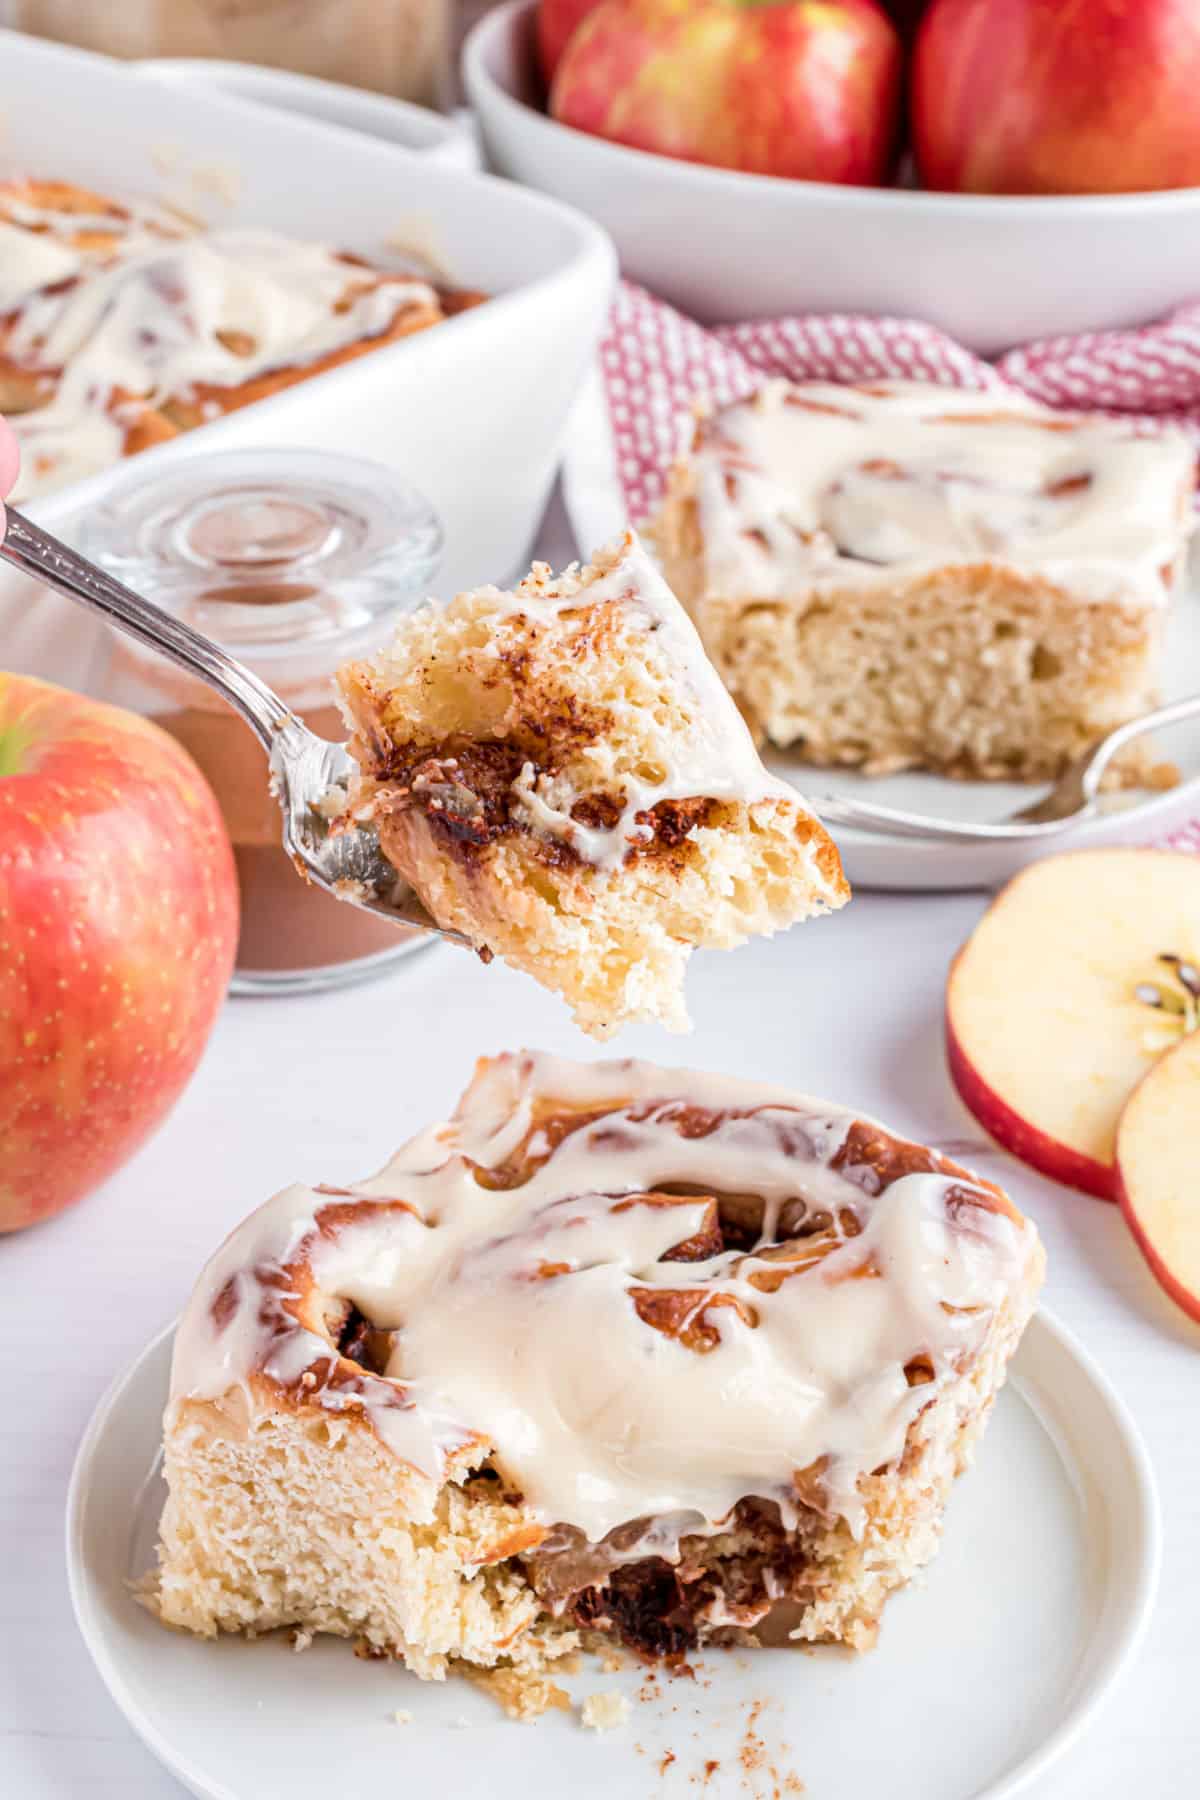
xmin=740 ymin=1700 xmax=768 ymax=1772
xmin=735 ymin=1697 xmax=805 ymax=1795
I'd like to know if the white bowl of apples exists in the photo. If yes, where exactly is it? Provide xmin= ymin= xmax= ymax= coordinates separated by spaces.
xmin=464 ymin=0 xmax=1200 ymax=355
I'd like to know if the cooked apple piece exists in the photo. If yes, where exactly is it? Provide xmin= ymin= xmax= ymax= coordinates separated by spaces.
xmin=945 ymin=849 xmax=1200 ymax=1200
xmin=1116 ymin=1030 xmax=1200 ymax=1323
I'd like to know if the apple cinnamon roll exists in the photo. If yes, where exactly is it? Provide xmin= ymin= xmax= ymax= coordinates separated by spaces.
xmin=649 ymin=379 xmax=1195 ymax=780
xmin=153 ymin=1051 xmax=1043 ymax=1693
xmin=335 ymin=531 xmax=848 ymax=1038
xmin=0 ymin=179 xmax=479 ymax=499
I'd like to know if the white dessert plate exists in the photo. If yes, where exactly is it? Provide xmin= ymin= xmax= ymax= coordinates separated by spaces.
xmin=67 ymin=1310 xmax=1158 ymax=1800
xmin=562 ymin=372 xmax=1200 ymax=892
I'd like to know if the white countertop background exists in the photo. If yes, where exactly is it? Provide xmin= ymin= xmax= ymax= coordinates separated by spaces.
xmin=2 ymin=494 xmax=1198 ymax=1799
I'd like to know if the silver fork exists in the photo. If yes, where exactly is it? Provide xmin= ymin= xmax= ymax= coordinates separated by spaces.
xmin=806 ymin=691 xmax=1200 ymax=841
xmin=1 ymin=507 xmax=451 ymax=937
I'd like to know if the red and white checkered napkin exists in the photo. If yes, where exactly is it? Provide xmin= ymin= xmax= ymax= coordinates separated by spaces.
xmin=598 ymin=279 xmax=1200 ymax=527
xmin=587 ymin=279 xmax=1200 ymax=850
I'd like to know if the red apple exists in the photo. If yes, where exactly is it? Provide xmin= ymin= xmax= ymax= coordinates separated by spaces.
xmin=0 ymin=673 xmax=238 ymax=1232
xmin=1116 ymin=1028 xmax=1200 ymax=1325
xmin=913 ymin=0 xmax=1200 ymax=195
xmin=881 ymin=0 xmax=929 ymax=42
xmin=551 ymin=0 xmax=902 ymax=184
xmin=945 ymin=849 xmax=1200 ymax=1201
xmin=538 ymin=0 xmax=604 ymax=83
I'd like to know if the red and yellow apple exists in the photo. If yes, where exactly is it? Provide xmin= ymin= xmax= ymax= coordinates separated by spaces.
xmin=537 ymin=0 xmax=605 ymax=82
xmin=913 ymin=0 xmax=1200 ymax=194
xmin=945 ymin=849 xmax=1200 ymax=1201
xmin=551 ymin=0 xmax=902 ymax=184
xmin=1116 ymin=1028 xmax=1200 ymax=1325
xmin=0 ymin=673 xmax=238 ymax=1232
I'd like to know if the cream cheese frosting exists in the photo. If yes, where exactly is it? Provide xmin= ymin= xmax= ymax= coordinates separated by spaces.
xmin=688 ymin=379 xmax=1194 ymax=609
xmin=168 ymin=1053 xmax=1039 ymax=1548
xmin=3 ymin=205 xmax=436 ymax=498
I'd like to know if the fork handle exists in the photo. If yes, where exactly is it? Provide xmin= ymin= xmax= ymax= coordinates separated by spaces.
xmin=809 ymin=792 xmax=1070 ymax=842
xmin=1 ymin=507 xmax=293 ymax=750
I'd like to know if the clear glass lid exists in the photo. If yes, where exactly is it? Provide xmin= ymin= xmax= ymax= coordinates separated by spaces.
xmin=78 ymin=447 xmax=443 ymax=659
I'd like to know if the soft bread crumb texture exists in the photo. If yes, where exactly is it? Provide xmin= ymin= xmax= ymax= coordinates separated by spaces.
xmin=467 ymin=1665 xmax=571 ymax=1721
xmin=651 ymin=483 xmax=1173 ymax=781
xmin=336 ymin=535 xmax=847 ymax=1037
xmin=581 ymin=1692 xmax=631 ymax=1731
xmin=155 ymin=1388 xmax=578 ymax=1683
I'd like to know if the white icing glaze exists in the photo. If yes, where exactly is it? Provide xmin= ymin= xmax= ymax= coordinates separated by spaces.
xmin=0 ymin=220 xmax=83 ymax=312
xmin=1 ymin=189 xmax=184 ymax=244
xmin=689 ymin=380 xmax=1194 ymax=610
xmin=169 ymin=1052 xmax=1038 ymax=1546
xmin=387 ymin=533 xmax=806 ymax=878
xmin=3 ymin=206 xmax=436 ymax=498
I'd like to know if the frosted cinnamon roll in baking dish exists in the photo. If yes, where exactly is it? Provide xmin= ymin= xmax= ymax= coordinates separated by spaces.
xmin=152 ymin=1052 xmax=1043 ymax=1696
xmin=335 ymin=532 xmax=848 ymax=1037
xmin=0 ymin=177 xmax=482 ymax=498
xmin=650 ymin=380 xmax=1195 ymax=779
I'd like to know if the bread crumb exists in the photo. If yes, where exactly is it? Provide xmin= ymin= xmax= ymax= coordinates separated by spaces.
xmin=392 ymin=1708 xmax=412 ymax=1726
xmin=466 ymin=1665 xmax=571 ymax=1721
xmin=581 ymin=1692 xmax=630 ymax=1732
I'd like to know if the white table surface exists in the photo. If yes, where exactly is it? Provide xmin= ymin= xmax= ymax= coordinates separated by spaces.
xmin=3 ymin=493 xmax=1199 ymax=1800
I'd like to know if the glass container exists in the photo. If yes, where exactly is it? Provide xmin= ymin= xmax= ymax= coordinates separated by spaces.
xmin=83 ymin=448 xmax=442 ymax=995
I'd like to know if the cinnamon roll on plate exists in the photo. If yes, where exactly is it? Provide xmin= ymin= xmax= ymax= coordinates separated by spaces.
xmin=650 ymin=380 xmax=1195 ymax=782
xmin=151 ymin=1051 xmax=1043 ymax=1706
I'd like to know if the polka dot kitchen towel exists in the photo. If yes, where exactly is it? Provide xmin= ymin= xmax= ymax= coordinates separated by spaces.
xmin=559 ymin=279 xmax=1200 ymax=853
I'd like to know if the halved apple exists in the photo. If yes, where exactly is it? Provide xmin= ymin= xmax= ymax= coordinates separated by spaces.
xmin=1116 ymin=1030 xmax=1200 ymax=1324
xmin=945 ymin=849 xmax=1200 ymax=1200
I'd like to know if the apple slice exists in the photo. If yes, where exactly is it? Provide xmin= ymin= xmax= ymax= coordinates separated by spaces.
xmin=1116 ymin=1030 xmax=1200 ymax=1323
xmin=945 ymin=849 xmax=1200 ymax=1201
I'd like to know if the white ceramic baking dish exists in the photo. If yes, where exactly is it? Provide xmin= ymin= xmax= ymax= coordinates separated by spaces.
xmin=0 ymin=25 xmax=615 ymax=690
xmin=466 ymin=0 xmax=1200 ymax=355
xmin=134 ymin=58 xmax=478 ymax=170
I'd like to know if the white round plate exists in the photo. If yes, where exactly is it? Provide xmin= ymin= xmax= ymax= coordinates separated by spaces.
xmin=68 ymin=1311 xmax=1158 ymax=1800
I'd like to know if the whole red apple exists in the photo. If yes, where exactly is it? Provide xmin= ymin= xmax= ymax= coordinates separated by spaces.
xmin=0 ymin=674 xmax=238 ymax=1232
xmin=538 ymin=0 xmax=604 ymax=83
xmin=913 ymin=0 xmax=1200 ymax=194
xmin=551 ymin=0 xmax=902 ymax=184
xmin=881 ymin=0 xmax=928 ymax=41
